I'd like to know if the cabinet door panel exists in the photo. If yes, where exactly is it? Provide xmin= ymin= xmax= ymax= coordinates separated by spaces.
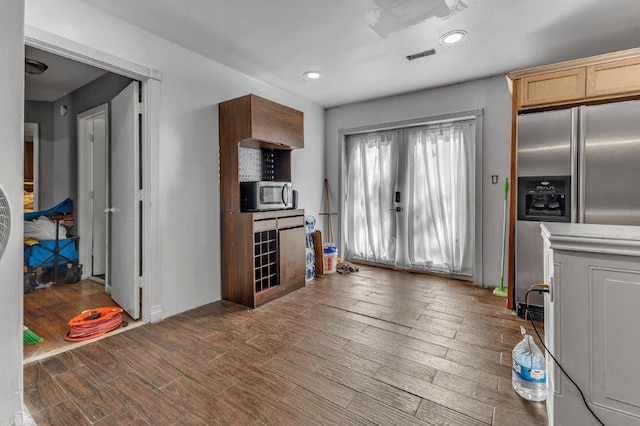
xmin=519 ymin=68 xmax=586 ymax=109
xmin=590 ymin=268 xmax=640 ymax=417
xmin=587 ymin=57 xmax=640 ymax=98
xmin=278 ymin=216 xmax=304 ymax=229
xmin=251 ymin=95 xmax=304 ymax=148
xmin=278 ymin=227 xmax=306 ymax=286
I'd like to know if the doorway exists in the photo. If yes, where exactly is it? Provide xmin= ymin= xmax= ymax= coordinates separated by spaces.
xmin=24 ymin=123 xmax=39 ymax=213
xmin=342 ymin=111 xmax=483 ymax=281
xmin=23 ymin=53 xmax=141 ymax=360
xmin=77 ymin=104 xmax=108 ymax=283
xmin=22 ymin=29 xmax=161 ymax=361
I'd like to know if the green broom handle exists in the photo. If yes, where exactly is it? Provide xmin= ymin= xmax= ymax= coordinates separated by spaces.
xmin=504 ymin=178 xmax=509 ymax=200
xmin=499 ymin=178 xmax=509 ymax=290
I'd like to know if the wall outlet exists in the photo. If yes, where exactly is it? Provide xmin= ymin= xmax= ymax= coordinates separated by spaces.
xmin=491 ymin=175 xmax=498 ymax=184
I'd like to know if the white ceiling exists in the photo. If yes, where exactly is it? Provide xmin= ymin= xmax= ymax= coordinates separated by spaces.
xmin=25 ymin=46 xmax=107 ymax=102
xmin=79 ymin=0 xmax=640 ymax=108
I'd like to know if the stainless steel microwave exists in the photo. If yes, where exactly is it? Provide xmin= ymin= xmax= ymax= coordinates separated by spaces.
xmin=240 ymin=181 xmax=293 ymax=211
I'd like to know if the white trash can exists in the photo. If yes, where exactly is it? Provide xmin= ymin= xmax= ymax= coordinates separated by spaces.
xmin=322 ymin=244 xmax=337 ymax=274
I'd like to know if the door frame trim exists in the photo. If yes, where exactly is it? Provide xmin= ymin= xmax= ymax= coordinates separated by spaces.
xmin=339 ymin=109 xmax=484 ymax=285
xmin=24 ymin=122 xmax=39 ymax=211
xmin=77 ymin=104 xmax=108 ymax=284
xmin=25 ymin=25 xmax=163 ymax=323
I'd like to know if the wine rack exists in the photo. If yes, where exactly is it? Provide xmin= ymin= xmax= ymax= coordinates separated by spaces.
xmin=253 ymin=229 xmax=277 ymax=293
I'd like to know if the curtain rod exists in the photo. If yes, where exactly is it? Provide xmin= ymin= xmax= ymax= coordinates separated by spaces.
xmin=340 ymin=109 xmax=482 ymax=136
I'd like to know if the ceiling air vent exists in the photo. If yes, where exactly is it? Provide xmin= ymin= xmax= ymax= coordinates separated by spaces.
xmin=406 ymin=49 xmax=436 ymax=61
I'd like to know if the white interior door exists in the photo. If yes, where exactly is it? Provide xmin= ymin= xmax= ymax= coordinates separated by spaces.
xmin=109 ymin=81 xmax=140 ymax=319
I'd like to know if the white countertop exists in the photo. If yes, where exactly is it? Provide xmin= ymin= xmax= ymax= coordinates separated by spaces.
xmin=541 ymin=222 xmax=640 ymax=256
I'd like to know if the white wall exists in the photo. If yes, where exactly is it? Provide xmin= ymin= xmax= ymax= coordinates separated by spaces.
xmin=51 ymin=72 xmax=132 ymax=206
xmin=24 ymin=0 xmax=325 ymax=318
xmin=25 ymin=73 xmax=132 ymax=210
xmin=0 ymin=1 xmax=24 ymax=424
xmin=325 ymin=75 xmax=512 ymax=287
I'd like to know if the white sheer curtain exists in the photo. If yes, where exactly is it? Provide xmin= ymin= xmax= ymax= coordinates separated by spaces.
xmin=406 ymin=121 xmax=475 ymax=275
xmin=344 ymin=131 xmax=398 ymax=264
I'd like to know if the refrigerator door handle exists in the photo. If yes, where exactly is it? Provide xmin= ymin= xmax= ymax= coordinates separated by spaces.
xmin=571 ymin=108 xmax=579 ymax=223
xmin=578 ymin=106 xmax=587 ymax=223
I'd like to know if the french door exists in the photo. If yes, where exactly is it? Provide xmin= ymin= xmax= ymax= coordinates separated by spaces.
xmin=344 ymin=130 xmax=400 ymax=266
xmin=344 ymin=119 xmax=476 ymax=277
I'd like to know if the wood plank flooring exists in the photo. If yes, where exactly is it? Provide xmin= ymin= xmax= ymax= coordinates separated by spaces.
xmin=24 ymin=265 xmax=547 ymax=425
xmin=24 ymin=279 xmax=136 ymax=362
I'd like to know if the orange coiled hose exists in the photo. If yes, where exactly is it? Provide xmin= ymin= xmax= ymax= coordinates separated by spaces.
xmin=64 ymin=307 xmax=124 ymax=342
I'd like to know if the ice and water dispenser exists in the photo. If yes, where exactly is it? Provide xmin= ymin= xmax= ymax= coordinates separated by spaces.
xmin=518 ymin=176 xmax=571 ymax=223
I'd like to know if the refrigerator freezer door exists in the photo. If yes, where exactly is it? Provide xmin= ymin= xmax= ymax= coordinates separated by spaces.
xmin=516 ymin=108 xmax=574 ymax=308
xmin=517 ymin=109 xmax=573 ymax=177
xmin=582 ymin=101 xmax=640 ymax=225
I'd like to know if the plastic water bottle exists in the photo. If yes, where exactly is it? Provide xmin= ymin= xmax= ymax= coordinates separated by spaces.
xmin=512 ymin=326 xmax=547 ymax=401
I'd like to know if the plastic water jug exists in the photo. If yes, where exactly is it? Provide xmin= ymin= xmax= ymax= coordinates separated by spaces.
xmin=512 ymin=326 xmax=547 ymax=401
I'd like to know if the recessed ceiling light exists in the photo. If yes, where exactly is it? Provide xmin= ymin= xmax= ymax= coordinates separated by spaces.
xmin=439 ymin=30 xmax=467 ymax=45
xmin=303 ymin=70 xmax=321 ymax=80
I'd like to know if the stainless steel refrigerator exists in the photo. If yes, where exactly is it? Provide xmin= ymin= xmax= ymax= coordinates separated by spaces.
xmin=515 ymin=100 xmax=640 ymax=313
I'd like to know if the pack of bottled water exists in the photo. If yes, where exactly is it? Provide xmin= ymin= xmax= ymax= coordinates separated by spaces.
xmin=512 ymin=326 xmax=547 ymax=401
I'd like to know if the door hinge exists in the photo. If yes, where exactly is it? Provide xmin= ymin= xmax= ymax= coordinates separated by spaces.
xmin=135 ymin=102 xmax=143 ymax=115
xmin=135 ymin=189 xmax=144 ymax=201
xmin=89 ymin=191 xmax=94 ymax=200
xmin=88 ymin=133 xmax=94 ymax=143
xmin=136 ymin=277 xmax=143 ymax=288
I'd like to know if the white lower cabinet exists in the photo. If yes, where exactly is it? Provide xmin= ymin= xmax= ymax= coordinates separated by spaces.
xmin=541 ymin=223 xmax=640 ymax=426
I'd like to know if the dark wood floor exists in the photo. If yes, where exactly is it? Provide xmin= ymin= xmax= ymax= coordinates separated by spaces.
xmin=24 ymin=265 xmax=547 ymax=425
xmin=24 ymin=278 xmax=136 ymax=362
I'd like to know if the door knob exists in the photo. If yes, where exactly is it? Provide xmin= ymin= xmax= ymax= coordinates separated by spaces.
xmin=105 ymin=207 xmax=115 ymax=213
xmin=390 ymin=207 xmax=403 ymax=212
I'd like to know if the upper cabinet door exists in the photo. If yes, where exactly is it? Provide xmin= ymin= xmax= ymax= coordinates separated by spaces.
xmin=219 ymin=94 xmax=304 ymax=149
xmin=250 ymin=95 xmax=304 ymax=149
xmin=586 ymin=57 xmax=640 ymax=99
xmin=519 ymin=68 xmax=586 ymax=109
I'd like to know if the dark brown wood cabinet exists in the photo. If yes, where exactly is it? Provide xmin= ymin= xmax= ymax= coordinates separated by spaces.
xmin=278 ymin=226 xmax=306 ymax=286
xmin=219 ymin=94 xmax=306 ymax=308
xmin=248 ymin=95 xmax=304 ymax=149
xmin=219 ymin=94 xmax=303 ymax=214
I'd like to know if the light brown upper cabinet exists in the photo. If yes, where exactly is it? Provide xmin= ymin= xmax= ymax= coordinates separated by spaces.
xmin=586 ymin=56 xmax=640 ymax=98
xmin=510 ymin=47 xmax=640 ymax=111
xmin=519 ymin=68 xmax=586 ymax=109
